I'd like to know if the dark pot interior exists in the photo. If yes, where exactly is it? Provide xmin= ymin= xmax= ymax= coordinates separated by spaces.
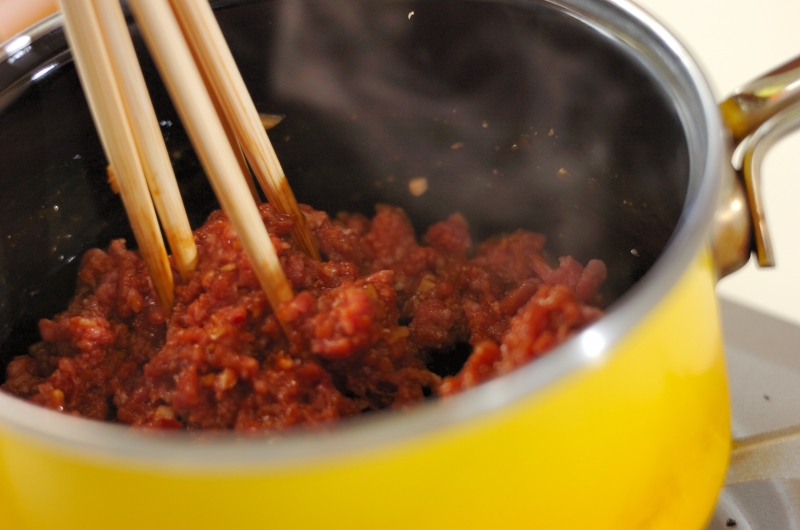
xmin=0 ymin=0 xmax=688 ymax=380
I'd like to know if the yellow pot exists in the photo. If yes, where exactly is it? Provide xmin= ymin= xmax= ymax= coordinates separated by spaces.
xmin=0 ymin=248 xmax=730 ymax=530
xmin=0 ymin=1 xmax=796 ymax=529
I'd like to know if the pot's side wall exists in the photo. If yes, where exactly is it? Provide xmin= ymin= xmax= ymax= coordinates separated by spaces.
xmin=0 ymin=249 xmax=729 ymax=530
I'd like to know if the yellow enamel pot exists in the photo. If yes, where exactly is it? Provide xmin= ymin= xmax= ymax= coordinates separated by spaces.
xmin=0 ymin=1 xmax=797 ymax=529
xmin=0 ymin=249 xmax=729 ymax=530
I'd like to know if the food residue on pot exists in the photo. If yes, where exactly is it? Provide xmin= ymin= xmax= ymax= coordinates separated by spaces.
xmin=408 ymin=177 xmax=429 ymax=196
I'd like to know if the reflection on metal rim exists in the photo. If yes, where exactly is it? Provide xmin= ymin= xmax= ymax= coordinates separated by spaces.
xmin=0 ymin=13 xmax=63 ymax=64
xmin=0 ymin=0 xmax=724 ymax=466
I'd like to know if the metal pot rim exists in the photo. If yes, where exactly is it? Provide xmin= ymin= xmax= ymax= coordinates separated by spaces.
xmin=0 ymin=0 xmax=724 ymax=468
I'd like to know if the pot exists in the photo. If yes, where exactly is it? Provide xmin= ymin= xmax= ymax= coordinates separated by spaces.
xmin=0 ymin=1 xmax=797 ymax=528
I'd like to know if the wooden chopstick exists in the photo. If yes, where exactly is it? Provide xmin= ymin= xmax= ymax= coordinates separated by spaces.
xmin=217 ymin=97 xmax=262 ymax=205
xmin=180 ymin=19 xmax=262 ymax=206
xmin=59 ymin=0 xmax=175 ymax=311
xmin=90 ymin=0 xmax=197 ymax=279
xmin=126 ymin=0 xmax=295 ymax=316
xmin=169 ymin=0 xmax=320 ymax=260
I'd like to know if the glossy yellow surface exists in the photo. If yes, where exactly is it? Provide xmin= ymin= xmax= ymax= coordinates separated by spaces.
xmin=0 ymin=249 xmax=730 ymax=530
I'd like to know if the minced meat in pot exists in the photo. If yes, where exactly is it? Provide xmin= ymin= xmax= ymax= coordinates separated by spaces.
xmin=2 ymin=203 xmax=606 ymax=431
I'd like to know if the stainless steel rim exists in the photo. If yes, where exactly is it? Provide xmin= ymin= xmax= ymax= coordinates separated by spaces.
xmin=0 ymin=0 xmax=725 ymax=469
xmin=0 ymin=13 xmax=63 ymax=65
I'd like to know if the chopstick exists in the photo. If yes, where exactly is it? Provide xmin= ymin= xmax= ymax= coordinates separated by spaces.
xmin=168 ymin=0 xmax=320 ymax=260
xmin=91 ymin=0 xmax=197 ymax=279
xmin=60 ymin=0 xmax=175 ymax=310
xmin=125 ymin=0 xmax=294 ymax=315
xmin=61 ymin=0 xmax=304 ymax=327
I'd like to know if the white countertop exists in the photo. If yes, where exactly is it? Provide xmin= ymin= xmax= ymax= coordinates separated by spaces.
xmin=634 ymin=0 xmax=800 ymax=325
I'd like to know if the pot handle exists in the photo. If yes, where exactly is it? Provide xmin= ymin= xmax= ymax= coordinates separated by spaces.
xmin=714 ymin=56 xmax=800 ymax=277
xmin=720 ymin=57 xmax=800 ymax=485
xmin=720 ymin=56 xmax=800 ymax=143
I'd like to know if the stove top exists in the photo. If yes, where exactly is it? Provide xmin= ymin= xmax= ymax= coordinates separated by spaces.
xmin=707 ymin=299 xmax=800 ymax=529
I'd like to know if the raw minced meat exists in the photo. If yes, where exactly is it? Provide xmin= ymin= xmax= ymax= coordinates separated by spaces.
xmin=2 ymin=203 xmax=606 ymax=431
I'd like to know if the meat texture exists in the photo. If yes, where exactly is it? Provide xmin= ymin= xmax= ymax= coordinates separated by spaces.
xmin=3 ymin=203 xmax=606 ymax=431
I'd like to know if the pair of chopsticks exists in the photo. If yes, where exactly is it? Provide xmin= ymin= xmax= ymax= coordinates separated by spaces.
xmin=59 ymin=0 xmax=317 ymax=322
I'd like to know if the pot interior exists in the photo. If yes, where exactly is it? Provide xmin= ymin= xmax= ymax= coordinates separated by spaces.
xmin=0 ymin=0 xmax=689 ymax=382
